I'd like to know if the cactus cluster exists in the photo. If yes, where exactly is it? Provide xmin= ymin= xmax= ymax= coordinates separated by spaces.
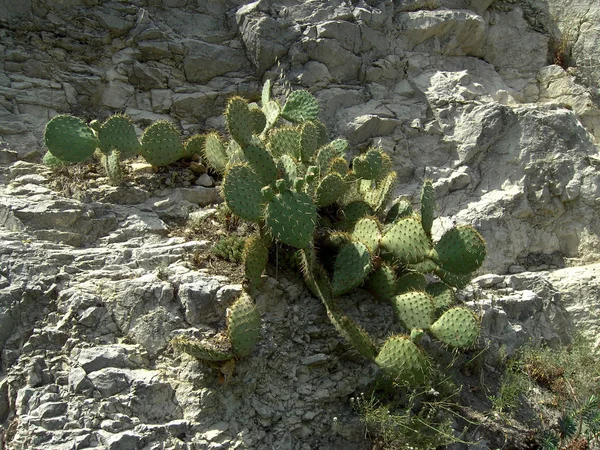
xmin=169 ymin=83 xmax=486 ymax=385
xmin=43 ymin=113 xmax=209 ymax=185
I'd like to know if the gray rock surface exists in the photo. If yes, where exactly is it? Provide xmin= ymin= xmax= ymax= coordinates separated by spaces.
xmin=1 ymin=0 xmax=600 ymax=448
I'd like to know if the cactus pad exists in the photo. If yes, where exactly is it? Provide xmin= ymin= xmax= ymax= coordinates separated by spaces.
xmin=281 ymin=90 xmax=320 ymax=123
xmin=352 ymin=148 xmax=389 ymax=180
xmin=381 ymin=217 xmax=432 ymax=265
xmin=203 ymin=132 xmax=229 ymax=173
xmin=329 ymin=157 xmax=349 ymax=176
xmin=242 ymin=145 xmax=277 ymax=186
xmin=140 ymin=120 xmax=184 ymax=166
xmin=426 ymin=282 xmax=455 ymax=311
xmin=102 ymin=149 xmax=123 ymax=186
xmin=244 ymin=235 xmax=269 ymax=287
xmin=300 ymin=121 xmax=320 ymax=162
xmin=315 ymin=173 xmax=346 ymax=207
xmin=385 ymin=199 xmax=414 ymax=224
xmin=171 ymin=336 xmax=233 ymax=362
xmin=268 ymin=126 xmax=302 ymax=159
xmin=375 ymin=335 xmax=429 ymax=386
xmin=433 ymin=226 xmax=486 ymax=274
xmin=395 ymin=272 xmax=427 ymax=294
xmin=264 ymin=189 xmax=316 ymax=248
xmin=365 ymin=264 xmax=397 ymax=301
xmin=328 ymin=307 xmax=377 ymax=360
xmin=222 ymin=164 xmax=265 ymax=222
xmin=420 ymin=179 xmax=436 ymax=238
xmin=98 ymin=114 xmax=140 ymax=158
xmin=184 ymin=134 xmax=206 ymax=159
xmin=430 ymin=307 xmax=479 ymax=348
xmin=44 ymin=114 xmax=98 ymax=163
xmin=392 ymin=291 xmax=435 ymax=330
xmin=227 ymin=293 xmax=261 ymax=357
xmin=352 ymin=217 xmax=381 ymax=254
xmin=42 ymin=151 xmax=69 ymax=167
xmin=331 ymin=241 xmax=373 ymax=296
xmin=226 ymin=96 xmax=255 ymax=146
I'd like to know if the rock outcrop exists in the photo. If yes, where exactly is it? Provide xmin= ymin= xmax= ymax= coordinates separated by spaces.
xmin=1 ymin=0 xmax=600 ymax=448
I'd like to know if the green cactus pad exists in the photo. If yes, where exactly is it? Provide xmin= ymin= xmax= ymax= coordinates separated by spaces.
xmin=42 ymin=151 xmax=69 ymax=168
xmin=281 ymin=90 xmax=320 ymax=123
xmin=381 ymin=217 xmax=432 ymax=265
xmin=227 ymin=139 xmax=245 ymax=166
xmin=365 ymin=263 xmax=397 ymax=301
xmin=242 ymin=145 xmax=277 ymax=186
xmin=315 ymin=173 xmax=346 ymax=207
xmin=279 ymin=154 xmax=298 ymax=186
xmin=352 ymin=217 xmax=381 ymax=254
xmin=316 ymin=143 xmax=340 ymax=176
xmin=244 ymin=235 xmax=269 ymax=287
xmin=352 ymin=148 xmax=389 ymax=180
xmin=300 ymin=121 xmax=320 ymax=163
xmin=329 ymin=157 xmax=349 ymax=176
xmin=323 ymin=231 xmax=353 ymax=251
xmin=328 ymin=307 xmax=377 ymax=360
xmin=361 ymin=171 xmax=397 ymax=213
xmin=262 ymin=79 xmax=272 ymax=106
xmin=420 ymin=180 xmax=436 ymax=238
xmin=385 ymin=199 xmax=414 ymax=224
xmin=249 ymin=104 xmax=267 ymax=135
xmin=395 ymin=272 xmax=427 ymax=295
xmin=331 ymin=241 xmax=373 ymax=296
xmin=263 ymin=100 xmax=280 ymax=129
xmin=226 ymin=96 xmax=255 ymax=147
xmin=330 ymin=139 xmax=349 ymax=155
xmin=203 ymin=132 xmax=229 ymax=173
xmin=338 ymin=201 xmax=374 ymax=231
xmin=433 ymin=266 xmax=473 ymax=289
xmin=430 ymin=307 xmax=480 ymax=348
xmin=171 ymin=336 xmax=233 ymax=362
xmin=433 ymin=226 xmax=486 ymax=274
xmin=227 ymin=292 xmax=262 ymax=357
xmin=184 ymin=134 xmax=206 ymax=159
xmin=102 ymin=149 xmax=123 ymax=186
xmin=140 ymin=120 xmax=185 ymax=166
xmin=98 ymin=114 xmax=141 ymax=158
xmin=44 ymin=114 xmax=98 ymax=163
xmin=222 ymin=163 xmax=265 ymax=222
xmin=264 ymin=189 xmax=316 ymax=248
xmin=375 ymin=335 xmax=429 ymax=386
xmin=426 ymin=282 xmax=455 ymax=311
xmin=268 ymin=126 xmax=302 ymax=159
xmin=392 ymin=291 xmax=435 ymax=330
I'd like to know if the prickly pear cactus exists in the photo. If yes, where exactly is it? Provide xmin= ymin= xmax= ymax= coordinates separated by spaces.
xmin=375 ymin=335 xmax=430 ymax=386
xmin=44 ymin=115 xmax=98 ymax=163
xmin=98 ymin=114 xmax=140 ymax=159
xmin=190 ymin=81 xmax=488 ymax=387
xmin=227 ymin=292 xmax=261 ymax=358
xmin=140 ymin=120 xmax=185 ymax=167
xmin=101 ymin=149 xmax=123 ymax=186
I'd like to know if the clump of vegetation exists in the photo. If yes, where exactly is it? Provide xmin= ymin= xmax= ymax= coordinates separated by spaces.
xmin=490 ymin=336 xmax=600 ymax=449
xmin=171 ymin=81 xmax=487 ymax=388
xmin=352 ymin=370 xmax=474 ymax=450
xmin=210 ymin=235 xmax=246 ymax=264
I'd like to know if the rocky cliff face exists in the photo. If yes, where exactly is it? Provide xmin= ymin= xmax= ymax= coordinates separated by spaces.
xmin=1 ymin=0 xmax=599 ymax=449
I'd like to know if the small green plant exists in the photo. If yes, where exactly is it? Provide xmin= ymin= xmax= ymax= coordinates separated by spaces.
xmin=352 ymin=375 xmax=473 ymax=450
xmin=490 ymin=336 xmax=600 ymax=449
xmin=211 ymin=235 xmax=246 ymax=264
xmin=489 ymin=367 xmax=531 ymax=415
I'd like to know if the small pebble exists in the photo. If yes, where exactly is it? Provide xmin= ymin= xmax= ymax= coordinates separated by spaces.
xmin=195 ymin=173 xmax=214 ymax=187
